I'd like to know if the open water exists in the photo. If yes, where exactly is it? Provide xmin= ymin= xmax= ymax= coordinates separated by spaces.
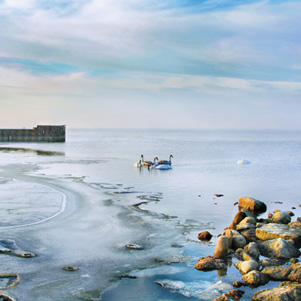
xmin=0 ymin=129 xmax=300 ymax=300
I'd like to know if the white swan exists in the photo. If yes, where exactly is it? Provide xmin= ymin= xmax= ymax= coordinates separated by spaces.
xmin=157 ymin=154 xmax=173 ymax=166
xmin=151 ymin=157 xmax=172 ymax=170
xmin=133 ymin=160 xmax=142 ymax=168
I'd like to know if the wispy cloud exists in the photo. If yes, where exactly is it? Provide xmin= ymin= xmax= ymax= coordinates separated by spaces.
xmin=0 ymin=0 xmax=300 ymax=128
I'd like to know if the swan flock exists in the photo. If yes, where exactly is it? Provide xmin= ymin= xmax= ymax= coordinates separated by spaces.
xmin=134 ymin=154 xmax=173 ymax=170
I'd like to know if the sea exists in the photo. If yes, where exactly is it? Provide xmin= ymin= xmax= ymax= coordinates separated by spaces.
xmin=0 ymin=129 xmax=300 ymax=300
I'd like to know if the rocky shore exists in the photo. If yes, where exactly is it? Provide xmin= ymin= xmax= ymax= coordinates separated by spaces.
xmin=195 ymin=196 xmax=301 ymax=300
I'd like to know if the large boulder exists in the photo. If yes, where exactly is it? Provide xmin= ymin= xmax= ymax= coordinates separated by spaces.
xmin=256 ymin=223 xmax=301 ymax=247
xmin=214 ymin=236 xmax=229 ymax=258
xmin=258 ymin=238 xmax=300 ymax=259
xmin=194 ymin=256 xmax=227 ymax=271
xmin=272 ymin=211 xmax=291 ymax=224
xmin=252 ymin=282 xmax=301 ymax=300
xmin=261 ymin=266 xmax=292 ymax=281
xmin=242 ymin=270 xmax=269 ymax=287
xmin=238 ymin=197 xmax=267 ymax=213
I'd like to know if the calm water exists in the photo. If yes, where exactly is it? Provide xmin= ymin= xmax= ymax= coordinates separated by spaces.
xmin=0 ymin=129 xmax=300 ymax=300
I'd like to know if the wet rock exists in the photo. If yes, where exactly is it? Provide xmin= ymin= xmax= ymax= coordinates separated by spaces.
xmin=232 ymin=281 xmax=247 ymax=288
xmin=126 ymin=244 xmax=144 ymax=250
xmin=234 ymin=260 xmax=259 ymax=275
xmin=238 ymin=197 xmax=267 ymax=213
xmin=0 ymin=274 xmax=20 ymax=289
xmin=261 ymin=266 xmax=292 ymax=281
xmin=198 ymin=231 xmax=213 ymax=241
xmin=255 ymin=223 xmax=301 ymax=247
xmin=272 ymin=211 xmax=291 ymax=224
xmin=242 ymin=270 xmax=269 ymax=287
xmin=233 ymin=211 xmax=247 ymax=225
xmin=194 ymin=256 xmax=227 ymax=271
xmin=213 ymin=236 xmax=229 ymax=258
xmin=213 ymin=289 xmax=244 ymax=301
xmin=252 ymin=281 xmax=301 ymax=300
xmin=244 ymin=242 xmax=260 ymax=261
xmin=215 ymin=194 xmax=224 ymax=197
xmin=63 ymin=266 xmax=78 ymax=272
xmin=258 ymin=238 xmax=300 ymax=259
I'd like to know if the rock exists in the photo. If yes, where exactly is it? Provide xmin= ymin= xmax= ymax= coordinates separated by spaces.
xmin=288 ymin=269 xmax=301 ymax=282
xmin=126 ymin=244 xmax=144 ymax=250
xmin=194 ymin=256 xmax=227 ymax=271
xmin=235 ymin=248 xmax=255 ymax=261
xmin=238 ymin=197 xmax=267 ymax=213
xmin=215 ymin=194 xmax=224 ymax=197
xmin=242 ymin=270 xmax=269 ymax=287
xmin=213 ymin=289 xmax=244 ymax=301
xmin=232 ymin=231 xmax=247 ymax=249
xmin=198 ymin=231 xmax=213 ymax=241
xmin=0 ymin=239 xmax=36 ymax=258
xmin=272 ymin=211 xmax=291 ymax=224
xmin=244 ymin=242 xmax=260 ymax=260
xmin=234 ymin=260 xmax=259 ymax=275
xmin=256 ymin=223 xmax=301 ymax=247
xmin=63 ymin=266 xmax=78 ymax=272
xmin=232 ymin=281 xmax=247 ymax=288
xmin=233 ymin=211 xmax=247 ymax=224
xmin=214 ymin=236 xmax=229 ymax=258
xmin=260 ymin=258 xmax=288 ymax=267
xmin=240 ymin=217 xmax=256 ymax=225
xmin=252 ymin=282 xmax=301 ymax=300
xmin=261 ymin=266 xmax=292 ymax=281
xmin=288 ymin=221 xmax=301 ymax=230
xmin=240 ymin=228 xmax=257 ymax=242
xmin=236 ymin=223 xmax=255 ymax=231
xmin=223 ymin=229 xmax=234 ymax=248
xmin=228 ymin=221 xmax=237 ymax=230
xmin=258 ymin=238 xmax=300 ymax=259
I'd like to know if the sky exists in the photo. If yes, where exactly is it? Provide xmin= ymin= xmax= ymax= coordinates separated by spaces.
xmin=0 ymin=0 xmax=301 ymax=129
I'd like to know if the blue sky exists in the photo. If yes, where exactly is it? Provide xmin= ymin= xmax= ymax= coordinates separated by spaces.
xmin=0 ymin=0 xmax=300 ymax=129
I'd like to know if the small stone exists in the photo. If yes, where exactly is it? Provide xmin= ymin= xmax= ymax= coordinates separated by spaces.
xmin=215 ymin=194 xmax=224 ymax=197
xmin=126 ymin=244 xmax=144 ymax=250
xmin=198 ymin=231 xmax=213 ymax=241
xmin=63 ymin=266 xmax=78 ymax=272
xmin=272 ymin=211 xmax=291 ymax=224
xmin=233 ymin=211 xmax=247 ymax=225
xmin=232 ymin=281 xmax=247 ymax=288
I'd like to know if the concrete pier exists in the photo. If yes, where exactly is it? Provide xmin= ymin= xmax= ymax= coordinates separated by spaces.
xmin=0 ymin=125 xmax=65 ymax=142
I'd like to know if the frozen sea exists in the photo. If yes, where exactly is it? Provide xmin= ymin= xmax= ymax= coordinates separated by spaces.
xmin=0 ymin=129 xmax=300 ymax=300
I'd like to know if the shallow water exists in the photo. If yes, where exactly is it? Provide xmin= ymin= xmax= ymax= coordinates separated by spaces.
xmin=0 ymin=129 xmax=300 ymax=300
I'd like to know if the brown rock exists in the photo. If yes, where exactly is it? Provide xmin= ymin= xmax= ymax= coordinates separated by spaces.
xmin=288 ymin=269 xmax=301 ymax=282
xmin=198 ymin=231 xmax=213 ymax=241
xmin=214 ymin=236 xmax=229 ymax=258
xmin=252 ymin=282 xmax=301 ymax=300
xmin=233 ymin=211 xmax=247 ymax=224
xmin=238 ymin=197 xmax=267 ymax=212
xmin=194 ymin=256 xmax=227 ymax=271
xmin=242 ymin=270 xmax=269 ymax=287
xmin=261 ymin=266 xmax=292 ymax=281
xmin=256 ymin=223 xmax=301 ymax=247
xmin=213 ymin=289 xmax=244 ymax=301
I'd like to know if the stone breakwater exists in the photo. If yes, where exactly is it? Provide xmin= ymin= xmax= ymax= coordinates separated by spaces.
xmin=196 ymin=197 xmax=301 ymax=300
